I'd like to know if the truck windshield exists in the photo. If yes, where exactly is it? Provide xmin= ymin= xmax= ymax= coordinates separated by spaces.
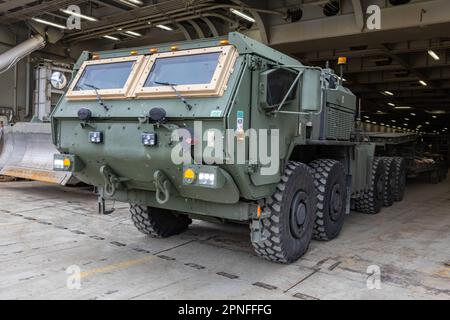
xmin=74 ymin=61 xmax=134 ymax=91
xmin=144 ymin=52 xmax=221 ymax=87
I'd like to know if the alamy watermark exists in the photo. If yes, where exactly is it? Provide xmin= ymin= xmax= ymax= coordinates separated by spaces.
xmin=366 ymin=5 xmax=381 ymax=30
xmin=170 ymin=121 xmax=280 ymax=176
xmin=65 ymin=5 xmax=82 ymax=30
xmin=366 ymin=265 xmax=382 ymax=290
xmin=66 ymin=265 xmax=82 ymax=290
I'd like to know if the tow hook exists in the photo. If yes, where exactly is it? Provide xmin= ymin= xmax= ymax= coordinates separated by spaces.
xmin=154 ymin=170 xmax=171 ymax=204
xmin=250 ymin=204 xmax=270 ymax=244
xmin=100 ymin=165 xmax=128 ymax=197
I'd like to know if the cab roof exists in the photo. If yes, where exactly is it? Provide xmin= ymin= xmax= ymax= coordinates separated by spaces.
xmin=75 ymin=32 xmax=302 ymax=69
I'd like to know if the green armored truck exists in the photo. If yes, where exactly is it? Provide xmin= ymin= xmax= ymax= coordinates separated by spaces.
xmin=51 ymin=33 xmax=406 ymax=263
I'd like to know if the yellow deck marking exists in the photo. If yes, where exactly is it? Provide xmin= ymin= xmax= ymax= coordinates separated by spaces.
xmin=80 ymin=256 xmax=156 ymax=279
xmin=436 ymin=266 xmax=450 ymax=278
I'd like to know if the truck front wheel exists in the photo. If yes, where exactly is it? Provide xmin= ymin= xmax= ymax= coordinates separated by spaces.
xmin=130 ymin=205 xmax=192 ymax=238
xmin=252 ymin=162 xmax=316 ymax=264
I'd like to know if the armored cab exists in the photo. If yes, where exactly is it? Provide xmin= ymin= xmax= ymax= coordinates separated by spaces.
xmin=52 ymin=33 xmax=406 ymax=263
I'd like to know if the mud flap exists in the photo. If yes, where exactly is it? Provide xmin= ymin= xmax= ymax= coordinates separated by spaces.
xmin=0 ymin=122 xmax=73 ymax=185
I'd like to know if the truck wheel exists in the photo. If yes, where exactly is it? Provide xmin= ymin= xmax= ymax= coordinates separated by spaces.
xmin=130 ymin=205 xmax=192 ymax=238
xmin=252 ymin=162 xmax=316 ymax=264
xmin=354 ymin=157 xmax=385 ymax=214
xmin=392 ymin=157 xmax=406 ymax=201
xmin=309 ymin=159 xmax=347 ymax=241
xmin=381 ymin=157 xmax=396 ymax=207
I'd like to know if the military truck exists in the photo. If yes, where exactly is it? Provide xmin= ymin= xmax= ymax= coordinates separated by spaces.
xmin=51 ymin=33 xmax=406 ymax=263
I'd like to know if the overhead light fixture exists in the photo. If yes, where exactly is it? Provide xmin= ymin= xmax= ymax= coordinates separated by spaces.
xmin=156 ymin=24 xmax=173 ymax=31
xmin=388 ymin=102 xmax=396 ymax=107
xmin=31 ymin=17 xmax=67 ymax=30
xmin=404 ymin=118 xmax=410 ymax=121
xmin=103 ymin=35 xmax=120 ymax=41
xmin=119 ymin=0 xmax=143 ymax=7
xmin=395 ymin=106 xmax=412 ymax=109
xmin=230 ymin=8 xmax=256 ymax=23
xmin=410 ymin=113 xmax=416 ymax=116
xmin=383 ymin=90 xmax=394 ymax=96
xmin=59 ymin=9 xmax=98 ymax=22
xmin=432 ymin=115 xmax=437 ymax=118
xmin=125 ymin=30 xmax=142 ymax=37
xmin=425 ymin=122 xmax=430 ymax=125
xmin=363 ymin=116 xmax=370 ymax=119
xmin=391 ymin=120 xmax=397 ymax=123
xmin=419 ymin=80 xmax=428 ymax=86
xmin=427 ymin=50 xmax=440 ymax=61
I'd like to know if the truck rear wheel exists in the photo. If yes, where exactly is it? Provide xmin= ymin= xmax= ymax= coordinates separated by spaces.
xmin=392 ymin=157 xmax=406 ymax=201
xmin=252 ymin=162 xmax=316 ymax=264
xmin=354 ymin=157 xmax=385 ymax=214
xmin=130 ymin=205 xmax=192 ymax=238
xmin=309 ymin=159 xmax=347 ymax=241
xmin=381 ymin=157 xmax=396 ymax=207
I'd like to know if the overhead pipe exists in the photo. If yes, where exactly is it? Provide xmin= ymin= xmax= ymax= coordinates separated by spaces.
xmin=25 ymin=55 xmax=32 ymax=118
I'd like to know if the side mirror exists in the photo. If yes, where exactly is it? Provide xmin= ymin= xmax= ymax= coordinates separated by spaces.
xmin=259 ymin=68 xmax=299 ymax=109
xmin=300 ymin=69 xmax=321 ymax=112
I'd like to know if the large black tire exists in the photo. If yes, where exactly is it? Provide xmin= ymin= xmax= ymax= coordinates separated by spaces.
xmin=309 ymin=159 xmax=347 ymax=241
xmin=252 ymin=161 xmax=317 ymax=264
xmin=354 ymin=157 xmax=385 ymax=214
xmin=130 ymin=205 xmax=192 ymax=238
xmin=392 ymin=157 xmax=406 ymax=201
xmin=381 ymin=157 xmax=396 ymax=207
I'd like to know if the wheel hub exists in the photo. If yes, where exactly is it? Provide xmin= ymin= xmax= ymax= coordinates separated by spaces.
xmin=329 ymin=183 xmax=343 ymax=221
xmin=290 ymin=191 xmax=308 ymax=239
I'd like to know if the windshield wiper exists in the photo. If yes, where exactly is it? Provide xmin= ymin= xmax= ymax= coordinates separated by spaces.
xmin=83 ymin=84 xmax=110 ymax=111
xmin=155 ymin=81 xmax=193 ymax=111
